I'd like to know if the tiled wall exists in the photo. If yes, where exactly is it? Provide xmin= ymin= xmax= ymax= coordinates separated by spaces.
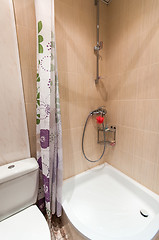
xmin=12 ymin=0 xmax=159 ymax=194
xmin=13 ymin=0 xmax=108 ymax=177
xmin=105 ymin=0 xmax=159 ymax=194
xmin=13 ymin=0 xmax=37 ymax=158
xmin=55 ymin=0 xmax=108 ymax=179
xmin=0 ymin=0 xmax=30 ymax=166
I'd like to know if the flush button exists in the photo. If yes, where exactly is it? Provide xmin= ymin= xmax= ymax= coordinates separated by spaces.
xmin=8 ymin=165 xmax=15 ymax=169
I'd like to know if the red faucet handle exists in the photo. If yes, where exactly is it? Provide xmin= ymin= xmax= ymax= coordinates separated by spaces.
xmin=96 ymin=116 xmax=104 ymax=124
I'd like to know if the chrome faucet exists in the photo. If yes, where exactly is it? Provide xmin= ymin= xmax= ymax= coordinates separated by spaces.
xmin=91 ymin=106 xmax=107 ymax=116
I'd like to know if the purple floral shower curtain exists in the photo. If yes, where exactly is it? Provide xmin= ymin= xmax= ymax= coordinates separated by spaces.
xmin=35 ymin=0 xmax=63 ymax=219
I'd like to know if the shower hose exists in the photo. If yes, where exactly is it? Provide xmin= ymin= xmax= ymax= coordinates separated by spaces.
xmin=82 ymin=112 xmax=106 ymax=163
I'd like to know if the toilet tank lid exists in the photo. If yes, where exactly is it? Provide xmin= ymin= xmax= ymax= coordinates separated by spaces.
xmin=0 ymin=158 xmax=39 ymax=184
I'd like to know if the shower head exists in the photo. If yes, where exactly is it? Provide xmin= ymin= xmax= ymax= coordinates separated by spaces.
xmin=101 ymin=0 xmax=112 ymax=5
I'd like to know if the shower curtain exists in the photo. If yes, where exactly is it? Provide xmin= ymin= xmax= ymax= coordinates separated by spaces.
xmin=35 ymin=0 xmax=63 ymax=219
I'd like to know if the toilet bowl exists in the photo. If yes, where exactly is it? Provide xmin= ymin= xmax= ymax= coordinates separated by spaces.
xmin=0 ymin=206 xmax=51 ymax=240
xmin=0 ymin=158 xmax=51 ymax=240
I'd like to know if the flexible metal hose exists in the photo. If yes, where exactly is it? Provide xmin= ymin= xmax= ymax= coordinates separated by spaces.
xmin=82 ymin=113 xmax=106 ymax=163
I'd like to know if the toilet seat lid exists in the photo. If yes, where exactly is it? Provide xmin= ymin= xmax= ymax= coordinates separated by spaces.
xmin=0 ymin=205 xmax=51 ymax=240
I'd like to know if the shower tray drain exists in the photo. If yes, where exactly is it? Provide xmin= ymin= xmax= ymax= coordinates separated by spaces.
xmin=140 ymin=209 xmax=149 ymax=217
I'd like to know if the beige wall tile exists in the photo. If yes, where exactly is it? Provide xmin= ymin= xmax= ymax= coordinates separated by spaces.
xmin=16 ymin=25 xmax=30 ymax=69
xmin=55 ymin=0 xmax=109 ymax=179
xmin=140 ymin=0 xmax=152 ymax=34
xmin=134 ymin=130 xmax=159 ymax=164
xmin=117 ymin=126 xmax=135 ymax=155
xmin=13 ymin=0 xmax=35 ymax=28
xmin=107 ymin=148 xmax=134 ymax=179
xmin=25 ymin=103 xmax=36 ymax=156
xmin=153 ymin=163 xmax=159 ymax=194
xmin=106 ymin=100 xmax=118 ymax=125
xmin=135 ymin=100 xmax=159 ymax=132
xmin=118 ymin=101 xmax=136 ymax=128
xmin=60 ymin=101 xmax=70 ymax=130
xmin=21 ymin=67 xmax=36 ymax=104
xmin=118 ymin=151 xmax=134 ymax=178
xmin=127 ymin=32 xmax=140 ymax=71
xmin=106 ymin=75 xmax=120 ymax=100
xmin=13 ymin=0 xmax=36 ymax=158
xmin=139 ymin=160 xmax=156 ymax=191
xmin=58 ymin=71 xmax=69 ymax=103
xmin=29 ymin=135 xmax=36 ymax=158
xmin=149 ymin=64 xmax=159 ymax=98
xmin=137 ymin=63 xmax=159 ymax=99
xmin=105 ymin=0 xmax=159 ymax=194
xmin=28 ymin=28 xmax=37 ymax=69
xmin=127 ymin=0 xmax=142 ymax=36
xmin=151 ymin=25 xmax=159 ymax=64
xmin=137 ymin=31 xmax=152 ymax=68
xmin=119 ymin=70 xmax=138 ymax=100
xmin=137 ymin=66 xmax=151 ymax=99
xmin=13 ymin=0 xmax=159 ymax=197
xmin=132 ymin=156 xmax=144 ymax=184
xmin=133 ymin=156 xmax=157 ymax=192
xmin=13 ymin=0 xmax=28 ymax=27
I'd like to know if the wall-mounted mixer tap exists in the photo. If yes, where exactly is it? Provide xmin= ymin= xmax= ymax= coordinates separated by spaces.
xmin=91 ymin=106 xmax=107 ymax=116
xmin=82 ymin=107 xmax=107 ymax=163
